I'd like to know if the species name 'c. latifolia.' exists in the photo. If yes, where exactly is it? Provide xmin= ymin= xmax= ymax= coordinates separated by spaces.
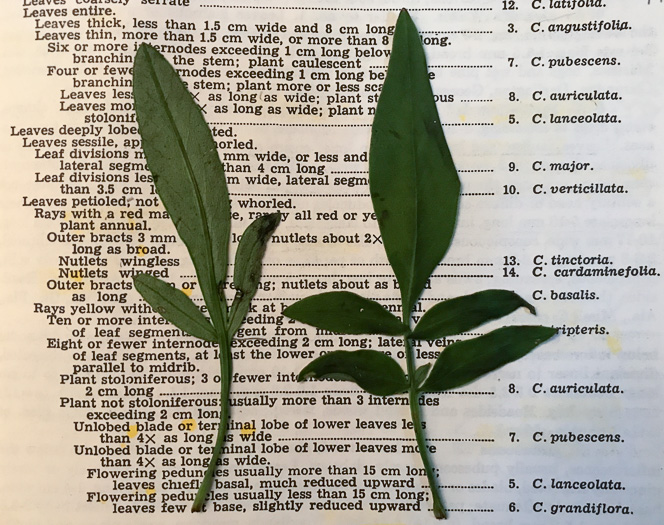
xmin=284 ymin=10 xmax=557 ymax=519
xmin=131 ymin=44 xmax=280 ymax=511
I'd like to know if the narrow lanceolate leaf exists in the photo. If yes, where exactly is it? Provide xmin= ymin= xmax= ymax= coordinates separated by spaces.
xmin=421 ymin=326 xmax=557 ymax=392
xmin=283 ymin=291 xmax=409 ymax=335
xmin=133 ymin=273 xmax=217 ymax=342
xmin=298 ymin=350 xmax=408 ymax=396
xmin=410 ymin=290 xmax=536 ymax=340
xmin=133 ymin=44 xmax=230 ymax=324
xmin=228 ymin=213 xmax=281 ymax=335
xmin=370 ymin=9 xmax=461 ymax=314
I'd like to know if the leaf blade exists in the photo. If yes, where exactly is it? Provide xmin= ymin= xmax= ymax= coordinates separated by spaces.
xmin=133 ymin=273 xmax=217 ymax=342
xmin=414 ymin=363 xmax=432 ymax=389
xmin=370 ymin=10 xmax=461 ymax=314
xmin=133 ymin=44 xmax=230 ymax=324
xmin=298 ymin=350 xmax=408 ymax=396
xmin=228 ymin=213 xmax=281 ymax=335
xmin=283 ymin=291 xmax=409 ymax=335
xmin=421 ymin=326 xmax=557 ymax=392
xmin=410 ymin=289 xmax=536 ymax=340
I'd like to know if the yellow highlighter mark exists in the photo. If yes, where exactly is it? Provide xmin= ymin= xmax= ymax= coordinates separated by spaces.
xmin=181 ymin=287 xmax=193 ymax=297
xmin=607 ymin=335 xmax=622 ymax=355
xmin=127 ymin=424 xmax=138 ymax=439
xmin=240 ymin=425 xmax=256 ymax=436
xmin=474 ymin=423 xmax=494 ymax=440
xmin=146 ymin=488 xmax=156 ymax=495
xmin=181 ymin=418 xmax=197 ymax=431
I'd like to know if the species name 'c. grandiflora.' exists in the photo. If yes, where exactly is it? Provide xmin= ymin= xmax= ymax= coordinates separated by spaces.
xmin=131 ymin=44 xmax=280 ymax=512
xmin=283 ymin=10 xmax=557 ymax=519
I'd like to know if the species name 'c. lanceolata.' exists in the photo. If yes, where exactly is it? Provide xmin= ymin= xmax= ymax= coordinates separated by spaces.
xmin=283 ymin=10 xmax=557 ymax=519
xmin=131 ymin=44 xmax=280 ymax=511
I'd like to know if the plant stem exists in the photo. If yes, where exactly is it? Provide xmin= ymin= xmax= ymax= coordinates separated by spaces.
xmin=405 ymin=337 xmax=447 ymax=519
xmin=191 ymin=329 xmax=232 ymax=511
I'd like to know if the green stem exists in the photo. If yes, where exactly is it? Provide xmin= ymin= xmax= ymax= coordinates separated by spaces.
xmin=191 ymin=324 xmax=232 ymax=511
xmin=405 ymin=337 xmax=447 ymax=519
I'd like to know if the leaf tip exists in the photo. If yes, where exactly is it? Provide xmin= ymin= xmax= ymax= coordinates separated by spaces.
xmin=255 ymin=212 xmax=281 ymax=243
xmin=398 ymin=7 xmax=412 ymax=21
xmin=134 ymin=42 xmax=157 ymax=69
xmin=267 ymin=211 xmax=282 ymax=231
xmin=523 ymin=301 xmax=537 ymax=316
xmin=297 ymin=369 xmax=315 ymax=382
xmin=542 ymin=326 xmax=559 ymax=340
xmin=281 ymin=305 xmax=293 ymax=319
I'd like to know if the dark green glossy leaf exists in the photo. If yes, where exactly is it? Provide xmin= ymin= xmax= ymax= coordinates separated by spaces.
xmin=133 ymin=44 xmax=230 ymax=324
xmin=133 ymin=273 xmax=217 ymax=342
xmin=228 ymin=213 xmax=281 ymax=335
xmin=410 ymin=289 xmax=536 ymax=340
xmin=298 ymin=350 xmax=408 ymax=396
xmin=369 ymin=10 xmax=461 ymax=314
xmin=421 ymin=326 xmax=557 ymax=392
xmin=283 ymin=291 xmax=409 ymax=335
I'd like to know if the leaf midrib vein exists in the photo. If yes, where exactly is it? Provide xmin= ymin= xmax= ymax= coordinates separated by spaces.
xmin=144 ymin=49 xmax=221 ymax=328
xmin=404 ymin=19 xmax=419 ymax=318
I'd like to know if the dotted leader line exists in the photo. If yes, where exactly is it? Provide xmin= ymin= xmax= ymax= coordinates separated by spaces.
xmin=182 ymin=265 xmax=493 ymax=280
xmin=447 ymin=508 xmax=494 ymax=513
xmin=201 ymin=6 xmax=493 ymax=11
xmin=211 ymin=122 xmax=492 ymax=126
xmin=212 ymin=122 xmax=372 ymax=127
xmin=161 ymin=390 xmax=495 ymax=396
xmin=278 ymin=437 xmax=495 ymax=442
xmin=190 ymin=296 xmax=491 ymax=302
xmin=262 ymin=263 xmax=494 ymax=266
xmin=371 ymin=64 xmax=492 ymax=69
xmin=228 ymin=192 xmax=494 ymax=196
xmin=262 ymin=274 xmax=493 ymax=278
xmin=246 ymin=263 xmax=494 ymax=267
xmin=328 ymin=170 xmax=494 ymax=174
xmin=421 ymin=30 xmax=493 ymax=34
xmin=440 ymin=485 xmax=495 ymax=490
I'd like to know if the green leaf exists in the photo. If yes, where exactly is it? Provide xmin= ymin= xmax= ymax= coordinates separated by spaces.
xmin=133 ymin=273 xmax=217 ymax=342
xmin=228 ymin=213 xmax=281 ymax=335
xmin=133 ymin=44 xmax=230 ymax=325
xmin=414 ymin=363 xmax=432 ymax=389
xmin=369 ymin=10 xmax=461 ymax=314
xmin=298 ymin=350 xmax=408 ymax=396
xmin=410 ymin=289 xmax=536 ymax=340
xmin=421 ymin=326 xmax=557 ymax=392
xmin=283 ymin=291 xmax=409 ymax=335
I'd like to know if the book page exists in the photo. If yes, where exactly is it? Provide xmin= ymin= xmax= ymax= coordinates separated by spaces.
xmin=1 ymin=0 xmax=662 ymax=523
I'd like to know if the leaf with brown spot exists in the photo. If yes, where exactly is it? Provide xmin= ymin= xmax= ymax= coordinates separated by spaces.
xmin=229 ymin=213 xmax=281 ymax=335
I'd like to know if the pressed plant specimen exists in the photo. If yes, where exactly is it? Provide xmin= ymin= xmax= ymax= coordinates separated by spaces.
xmin=131 ymin=44 xmax=280 ymax=511
xmin=283 ymin=10 xmax=557 ymax=519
